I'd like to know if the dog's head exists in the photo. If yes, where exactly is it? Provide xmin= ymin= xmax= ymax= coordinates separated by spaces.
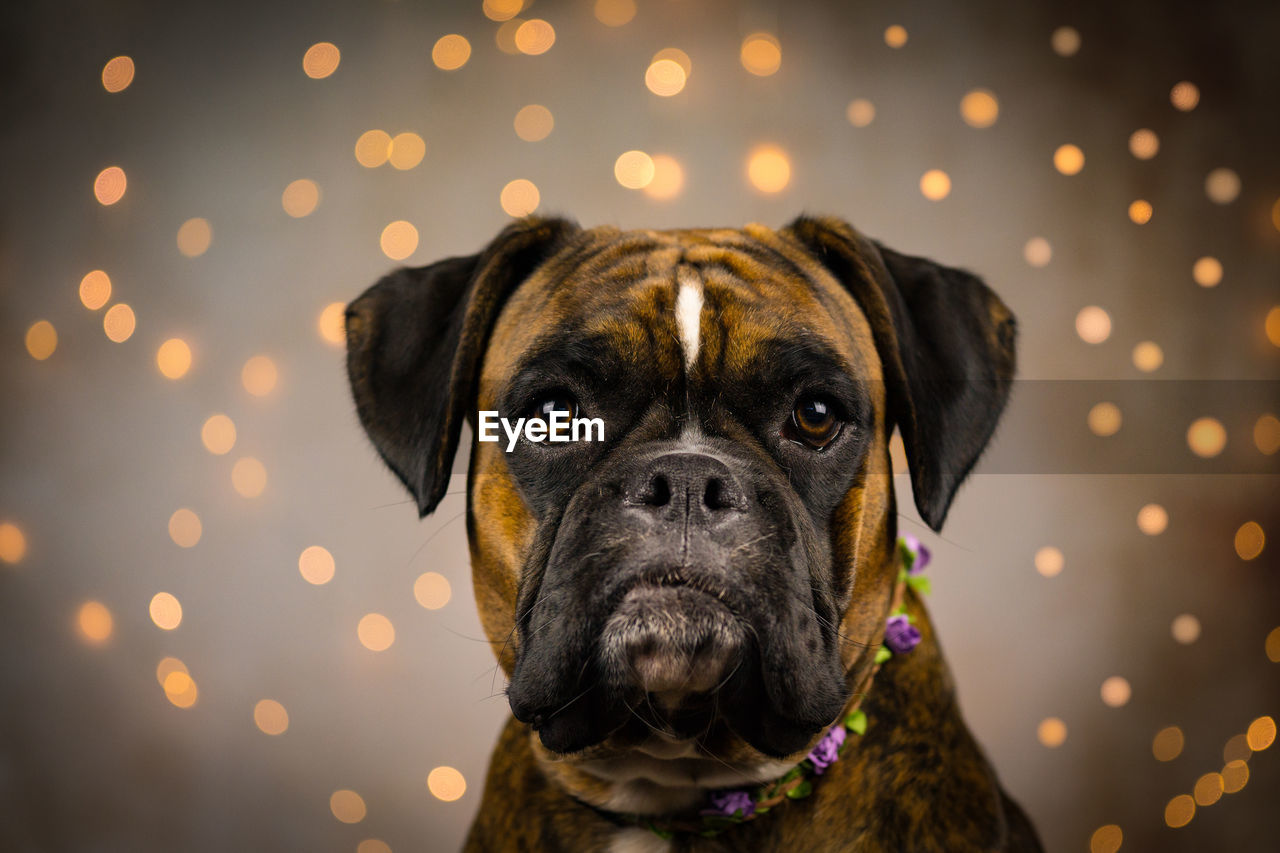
xmin=345 ymin=216 xmax=1014 ymax=779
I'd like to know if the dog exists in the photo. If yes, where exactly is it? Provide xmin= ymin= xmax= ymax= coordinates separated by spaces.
xmin=344 ymin=216 xmax=1041 ymax=852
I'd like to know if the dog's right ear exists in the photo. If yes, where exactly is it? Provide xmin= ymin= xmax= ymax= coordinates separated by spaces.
xmin=344 ymin=216 xmax=579 ymax=517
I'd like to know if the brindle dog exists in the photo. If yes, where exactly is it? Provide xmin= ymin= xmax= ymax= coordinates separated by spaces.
xmin=345 ymin=216 xmax=1041 ymax=852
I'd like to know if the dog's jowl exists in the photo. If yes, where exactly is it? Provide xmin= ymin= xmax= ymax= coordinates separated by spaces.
xmin=345 ymin=217 xmax=1042 ymax=852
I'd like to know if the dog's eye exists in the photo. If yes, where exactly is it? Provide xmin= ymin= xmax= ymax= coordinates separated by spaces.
xmin=786 ymin=396 xmax=841 ymax=449
xmin=529 ymin=394 xmax=577 ymax=423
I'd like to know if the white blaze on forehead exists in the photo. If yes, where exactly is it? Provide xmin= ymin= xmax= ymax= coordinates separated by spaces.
xmin=674 ymin=266 xmax=704 ymax=368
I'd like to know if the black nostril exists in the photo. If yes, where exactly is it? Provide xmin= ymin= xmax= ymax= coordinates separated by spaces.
xmin=642 ymin=473 xmax=671 ymax=507
xmin=703 ymin=477 xmax=734 ymax=511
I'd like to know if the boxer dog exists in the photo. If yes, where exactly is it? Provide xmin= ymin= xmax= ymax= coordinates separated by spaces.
xmin=344 ymin=216 xmax=1041 ymax=851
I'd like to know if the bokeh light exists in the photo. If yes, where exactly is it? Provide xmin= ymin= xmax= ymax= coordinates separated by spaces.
xmin=1193 ymin=772 xmax=1224 ymax=806
xmin=1170 ymin=80 xmax=1200 ymax=111
xmin=1087 ymin=402 xmax=1122 ymax=436
xmin=1164 ymin=794 xmax=1195 ymax=828
xmin=1192 ymin=256 xmax=1223 ymax=287
xmin=1050 ymin=26 xmax=1081 ymax=57
xmin=594 ymin=0 xmax=636 ymax=27
xmin=357 ymin=841 xmax=391 ymax=853
xmin=0 ymin=522 xmax=27 ymax=564
xmin=388 ymin=133 xmax=426 ymax=170
xmin=432 ymin=35 xmax=471 ymax=71
xmin=1053 ymin=144 xmax=1084 ymax=175
xmin=514 ymin=19 xmax=555 ymax=55
xmin=1186 ymin=417 xmax=1226 ymax=458
xmin=299 ymin=546 xmax=336 ymax=585
xmin=1247 ymin=716 xmax=1276 ymax=751
xmin=1222 ymin=760 xmax=1250 ymax=793
xmin=149 ymin=592 xmax=183 ymax=631
xmin=155 ymin=657 xmax=187 ymax=687
xmin=495 ymin=19 xmax=523 ymax=55
xmin=101 ymin=56 xmax=135 ymax=93
xmin=103 ymin=303 xmax=136 ymax=343
xmin=168 ymin=508 xmax=202 ymax=548
xmin=25 ymin=321 xmax=57 ymax=360
xmin=1089 ymin=824 xmax=1122 ymax=853
xmin=427 ymin=766 xmax=467 ymax=802
xmin=302 ymin=42 xmax=340 ymax=79
xmin=330 ymin=790 xmax=366 ymax=824
xmin=959 ymin=89 xmax=999 ymax=127
xmin=747 ymin=146 xmax=791 ymax=194
xmin=1100 ymin=676 xmax=1131 ymax=707
xmin=1254 ymin=414 xmax=1280 ymax=455
xmin=77 ymin=601 xmax=113 ymax=645
xmin=1024 ymin=237 xmax=1052 ymax=267
xmin=253 ymin=699 xmax=289 ymax=735
xmin=884 ymin=25 xmax=908 ymax=48
xmin=645 ymin=53 xmax=688 ymax=97
xmin=1152 ymin=725 xmax=1184 ymax=761
xmin=1171 ymin=614 xmax=1201 ymax=645
xmin=500 ymin=179 xmax=540 ymax=216
xmin=1128 ymin=199 xmax=1153 ymax=224
xmin=513 ymin=105 xmax=554 ymax=141
xmin=845 ymin=98 xmax=875 ymax=127
xmin=201 ymin=414 xmax=236 ymax=455
xmin=483 ymin=0 xmax=522 ymax=22
xmin=1234 ymin=521 xmax=1265 ymax=561
xmin=1205 ymin=167 xmax=1241 ymax=204
xmin=414 ymin=572 xmax=452 ymax=610
xmin=357 ymin=613 xmax=395 ymax=651
xmin=1075 ymin=306 xmax=1111 ymax=344
xmin=79 ymin=270 xmax=112 ymax=310
xmin=231 ymin=457 xmax=267 ymax=498
xmin=644 ymin=155 xmax=684 ymax=201
xmin=1128 ymin=128 xmax=1159 ymax=159
xmin=1268 ymin=306 xmax=1280 ymax=347
xmin=1267 ymin=626 xmax=1280 ymax=662
xmin=281 ymin=179 xmax=320 ymax=217
xmin=163 ymin=670 xmax=198 ymax=708
xmin=740 ymin=33 xmax=781 ymax=76
xmin=176 ymin=218 xmax=213 ymax=257
xmin=241 ymin=355 xmax=278 ymax=396
xmin=1037 ymin=717 xmax=1067 ymax=748
xmin=94 ymin=166 xmax=127 ymax=205
xmin=319 ymin=302 xmax=346 ymax=345
xmin=156 ymin=338 xmax=192 ymax=379
xmin=355 ymin=130 xmax=393 ymax=168
xmin=1136 ymin=503 xmax=1168 ymax=535
xmin=614 ymin=150 xmax=655 ymax=189
xmin=1034 ymin=546 xmax=1064 ymax=577
xmin=919 ymin=169 xmax=951 ymax=201
xmin=1224 ymin=733 xmax=1251 ymax=763
xmin=380 ymin=220 xmax=419 ymax=260
xmin=1132 ymin=341 xmax=1163 ymax=372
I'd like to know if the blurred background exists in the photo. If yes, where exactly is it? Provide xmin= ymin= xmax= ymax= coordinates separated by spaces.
xmin=1 ymin=0 xmax=1277 ymax=850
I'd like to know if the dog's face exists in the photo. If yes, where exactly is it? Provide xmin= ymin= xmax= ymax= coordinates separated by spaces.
xmin=345 ymin=217 xmax=1015 ymax=793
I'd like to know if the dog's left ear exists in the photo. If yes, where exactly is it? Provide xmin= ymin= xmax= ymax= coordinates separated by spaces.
xmin=785 ymin=216 xmax=1016 ymax=531
xmin=345 ymin=216 xmax=580 ymax=517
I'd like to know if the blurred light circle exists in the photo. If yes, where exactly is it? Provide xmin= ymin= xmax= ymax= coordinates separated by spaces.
xmin=514 ymin=105 xmax=554 ymax=141
xmin=1128 ymin=199 xmax=1153 ymax=224
xmin=1186 ymin=417 xmax=1226 ymax=458
xmin=1034 ymin=546 xmax=1064 ymax=577
xmin=1075 ymin=306 xmax=1111 ymax=344
xmin=1234 ymin=521 xmax=1265 ymax=561
xmin=103 ymin=303 xmax=136 ymax=343
xmin=0 ymin=522 xmax=27 ymax=564
xmin=1087 ymin=402 xmax=1121 ymax=436
xmin=1170 ymin=80 xmax=1199 ymax=111
xmin=389 ymin=133 xmax=426 ymax=170
xmin=845 ymin=98 xmax=875 ymax=127
xmin=242 ymin=355 xmax=278 ymax=396
xmin=644 ymin=155 xmax=685 ymax=201
xmin=428 ymin=766 xmax=467 ymax=802
xmin=594 ymin=0 xmax=635 ymax=27
xmin=319 ymin=302 xmax=347 ymax=345
xmin=500 ymin=179 xmax=540 ymax=217
xmin=483 ymin=0 xmax=522 ymax=22
xmin=156 ymin=338 xmax=192 ymax=379
xmin=25 ymin=321 xmax=57 ymax=360
xmin=495 ymin=19 xmax=524 ymax=55
xmin=1268 ymin=626 xmax=1280 ymax=662
xmin=254 ymin=699 xmax=289 ymax=735
xmin=919 ymin=169 xmax=951 ymax=201
xmin=176 ymin=218 xmax=213 ymax=257
xmin=1247 ymin=716 xmax=1276 ymax=751
xmin=1037 ymin=717 xmax=1067 ymax=748
xmin=1222 ymin=759 xmax=1250 ymax=794
xmin=149 ymin=592 xmax=182 ymax=630
xmin=414 ymin=572 xmax=452 ymax=610
xmin=614 ymin=150 xmax=655 ymax=189
xmin=358 ymin=613 xmax=395 ymax=651
xmin=232 ymin=457 xmax=268 ymax=498
xmin=1268 ymin=306 xmax=1280 ymax=347
xmin=1204 ymin=167 xmax=1240 ymax=204
xmin=163 ymin=670 xmax=198 ymax=708
xmin=1137 ymin=503 xmax=1168 ymax=535
xmin=1223 ymin=733 xmax=1251 ymax=763
xmin=1099 ymin=676 xmax=1131 ymax=707
xmin=1053 ymin=144 xmax=1084 ymax=175
xmin=645 ymin=58 xmax=687 ymax=97
xmin=168 ymin=508 xmax=202 ymax=548
xmin=1164 ymin=794 xmax=1194 ymax=828
xmin=380 ymin=220 xmax=419 ymax=260
xmin=77 ymin=601 xmax=114 ymax=644
xmin=94 ymin=166 xmax=127 ymax=205
xmin=355 ymin=130 xmax=392 ymax=168
xmin=1254 ymin=414 xmax=1280 ymax=455
xmin=282 ymin=179 xmax=320 ymax=217
xmin=155 ymin=656 xmax=187 ymax=687
xmin=1050 ymin=26 xmax=1081 ymax=57
xmin=959 ymin=89 xmax=999 ymax=128
xmin=1192 ymin=256 xmax=1222 ymax=287
xmin=514 ymin=19 xmax=555 ymax=55
xmin=747 ymin=146 xmax=791 ymax=194
xmin=884 ymin=25 xmax=908 ymax=48
xmin=432 ymin=35 xmax=471 ymax=70
xmin=1193 ymin=773 xmax=1223 ymax=807
xmin=357 ymin=841 xmax=392 ymax=853
xmin=79 ymin=270 xmax=112 ymax=310
xmin=330 ymin=789 xmax=366 ymax=823
xmin=299 ymin=546 xmax=336 ymax=585
xmin=101 ymin=56 xmax=135 ymax=93
xmin=201 ymin=414 xmax=237 ymax=455
xmin=1089 ymin=825 xmax=1122 ymax=853
xmin=1132 ymin=341 xmax=1164 ymax=372
xmin=740 ymin=33 xmax=781 ymax=76
xmin=1128 ymin=128 xmax=1159 ymax=159
xmin=1152 ymin=726 xmax=1184 ymax=761
xmin=303 ymin=42 xmax=340 ymax=79
xmin=1171 ymin=614 xmax=1201 ymax=645
xmin=1023 ymin=237 xmax=1051 ymax=267
xmin=1273 ymin=198 xmax=1280 ymax=233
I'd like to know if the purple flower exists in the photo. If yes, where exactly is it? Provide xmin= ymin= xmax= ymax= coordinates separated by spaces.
xmin=901 ymin=534 xmax=931 ymax=574
xmin=884 ymin=614 xmax=921 ymax=654
xmin=702 ymin=789 xmax=755 ymax=819
xmin=806 ymin=723 xmax=847 ymax=774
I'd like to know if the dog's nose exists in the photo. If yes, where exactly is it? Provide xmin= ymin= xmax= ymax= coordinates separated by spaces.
xmin=626 ymin=452 xmax=748 ymax=520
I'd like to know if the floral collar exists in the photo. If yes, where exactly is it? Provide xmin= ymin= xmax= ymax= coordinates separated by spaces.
xmin=630 ymin=534 xmax=932 ymax=840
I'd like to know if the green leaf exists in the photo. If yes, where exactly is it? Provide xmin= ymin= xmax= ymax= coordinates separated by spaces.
xmin=845 ymin=709 xmax=868 ymax=735
xmin=907 ymin=575 xmax=932 ymax=596
xmin=781 ymin=766 xmax=803 ymax=784
xmin=786 ymin=780 xmax=813 ymax=799
xmin=875 ymin=645 xmax=892 ymax=664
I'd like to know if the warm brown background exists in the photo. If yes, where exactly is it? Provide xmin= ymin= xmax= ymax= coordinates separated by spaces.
xmin=1 ymin=1 xmax=1277 ymax=851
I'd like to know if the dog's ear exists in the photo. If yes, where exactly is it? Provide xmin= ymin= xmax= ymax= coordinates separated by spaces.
xmin=345 ymin=216 xmax=579 ymax=517
xmin=785 ymin=216 xmax=1016 ymax=531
